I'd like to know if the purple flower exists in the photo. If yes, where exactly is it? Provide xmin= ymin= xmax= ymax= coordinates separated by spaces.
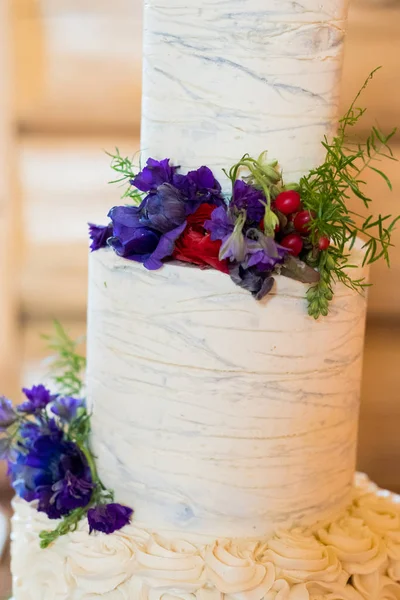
xmin=51 ymin=471 xmax=94 ymax=516
xmin=18 ymin=385 xmax=54 ymax=415
xmin=219 ymin=211 xmax=247 ymax=262
xmin=174 ymin=166 xmax=225 ymax=214
xmin=143 ymin=221 xmax=187 ymax=270
xmin=109 ymin=227 xmax=161 ymax=259
xmin=108 ymin=205 xmax=186 ymax=270
xmin=8 ymin=426 xmax=94 ymax=517
xmin=108 ymin=205 xmax=160 ymax=259
xmin=88 ymin=223 xmax=113 ymax=252
xmin=245 ymin=231 xmax=287 ymax=272
xmin=204 ymin=205 xmax=234 ymax=242
xmin=0 ymin=397 xmax=18 ymax=430
xmin=51 ymin=397 xmax=85 ymax=422
xmin=108 ymin=160 xmax=225 ymax=269
xmin=142 ymin=184 xmax=187 ymax=233
xmin=231 ymin=180 xmax=265 ymax=223
xmin=132 ymin=158 xmax=178 ymax=193
xmin=205 ymin=207 xmax=254 ymax=263
xmin=88 ymin=503 xmax=133 ymax=534
xmin=230 ymin=265 xmax=275 ymax=301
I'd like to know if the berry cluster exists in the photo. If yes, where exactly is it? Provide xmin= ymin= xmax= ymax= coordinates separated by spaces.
xmin=272 ymin=190 xmax=330 ymax=259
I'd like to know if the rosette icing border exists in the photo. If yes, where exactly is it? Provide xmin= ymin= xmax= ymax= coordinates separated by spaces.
xmin=10 ymin=473 xmax=400 ymax=600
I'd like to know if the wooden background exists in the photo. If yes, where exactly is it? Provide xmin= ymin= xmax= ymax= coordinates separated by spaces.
xmin=0 ymin=0 xmax=400 ymax=593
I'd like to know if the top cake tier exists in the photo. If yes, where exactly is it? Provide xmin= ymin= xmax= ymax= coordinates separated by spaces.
xmin=141 ymin=0 xmax=350 ymax=193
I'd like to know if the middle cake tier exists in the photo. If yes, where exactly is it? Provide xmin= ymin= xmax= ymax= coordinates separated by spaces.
xmin=86 ymin=246 xmax=367 ymax=542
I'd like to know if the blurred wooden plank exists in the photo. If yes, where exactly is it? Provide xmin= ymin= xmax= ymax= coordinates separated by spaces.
xmin=0 ymin=0 xmax=21 ymax=399
xmin=19 ymin=135 xmax=139 ymax=244
xmin=13 ymin=0 xmax=143 ymax=133
xmin=12 ymin=0 xmax=400 ymax=136
xmin=346 ymin=145 xmax=400 ymax=317
xmin=341 ymin=3 xmax=400 ymax=137
xmin=358 ymin=320 xmax=400 ymax=493
xmin=21 ymin=243 xmax=88 ymax=318
xmin=19 ymin=135 xmax=139 ymax=317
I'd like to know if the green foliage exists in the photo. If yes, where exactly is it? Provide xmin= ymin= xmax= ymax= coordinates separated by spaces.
xmin=38 ymin=322 xmax=114 ymax=548
xmin=106 ymin=148 xmax=144 ymax=205
xmin=39 ymin=506 xmax=88 ymax=548
xmin=224 ymin=152 xmax=289 ymax=235
xmin=42 ymin=321 xmax=86 ymax=397
xmin=299 ymin=68 xmax=398 ymax=318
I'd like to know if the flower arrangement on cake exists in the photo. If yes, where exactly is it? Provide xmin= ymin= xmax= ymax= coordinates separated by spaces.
xmin=90 ymin=71 xmax=398 ymax=318
xmin=0 ymin=323 xmax=132 ymax=548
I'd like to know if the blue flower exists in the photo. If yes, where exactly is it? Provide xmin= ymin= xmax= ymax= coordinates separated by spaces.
xmin=132 ymin=158 xmax=178 ymax=193
xmin=88 ymin=223 xmax=113 ymax=252
xmin=8 ymin=426 xmax=94 ymax=518
xmin=231 ymin=180 xmax=265 ymax=223
xmin=18 ymin=385 xmax=55 ymax=415
xmin=88 ymin=503 xmax=133 ymax=534
xmin=0 ymin=397 xmax=18 ymax=430
xmin=20 ymin=422 xmax=41 ymax=443
xmin=51 ymin=397 xmax=85 ymax=422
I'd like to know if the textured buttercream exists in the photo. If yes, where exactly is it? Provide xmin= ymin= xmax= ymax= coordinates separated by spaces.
xmin=10 ymin=476 xmax=400 ymax=600
xmin=141 ymin=0 xmax=350 ymax=192
xmin=86 ymin=244 xmax=367 ymax=541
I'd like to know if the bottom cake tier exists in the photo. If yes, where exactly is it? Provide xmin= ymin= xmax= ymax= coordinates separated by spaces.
xmin=10 ymin=473 xmax=400 ymax=600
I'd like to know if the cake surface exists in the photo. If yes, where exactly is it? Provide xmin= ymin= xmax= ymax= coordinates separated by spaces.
xmin=87 ymin=244 xmax=367 ymax=541
xmin=141 ymin=0 xmax=350 ymax=191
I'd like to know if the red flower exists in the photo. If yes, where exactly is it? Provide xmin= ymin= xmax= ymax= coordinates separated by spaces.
xmin=173 ymin=204 xmax=229 ymax=274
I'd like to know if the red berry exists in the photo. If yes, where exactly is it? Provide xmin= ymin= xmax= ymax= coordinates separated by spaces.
xmin=280 ymin=233 xmax=303 ymax=256
xmin=294 ymin=210 xmax=314 ymax=235
xmin=275 ymin=190 xmax=301 ymax=215
xmin=318 ymin=236 xmax=330 ymax=251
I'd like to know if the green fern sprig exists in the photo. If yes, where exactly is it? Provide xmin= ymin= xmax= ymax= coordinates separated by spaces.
xmin=42 ymin=321 xmax=86 ymax=397
xmin=106 ymin=148 xmax=144 ymax=205
xmin=300 ymin=68 xmax=398 ymax=318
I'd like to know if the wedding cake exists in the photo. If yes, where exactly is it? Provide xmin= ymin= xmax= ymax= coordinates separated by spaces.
xmin=4 ymin=1 xmax=400 ymax=600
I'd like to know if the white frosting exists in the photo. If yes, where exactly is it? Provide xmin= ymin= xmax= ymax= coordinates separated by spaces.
xmin=141 ymin=0 xmax=350 ymax=192
xmin=86 ymin=245 xmax=367 ymax=541
xmin=351 ymin=493 xmax=400 ymax=582
xmin=205 ymin=540 xmax=275 ymax=600
xmin=317 ymin=515 xmax=387 ymax=575
xmin=263 ymin=528 xmax=343 ymax=585
xmin=10 ymin=477 xmax=400 ymax=600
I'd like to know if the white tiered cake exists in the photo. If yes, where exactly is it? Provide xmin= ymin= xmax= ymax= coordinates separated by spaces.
xmin=10 ymin=1 xmax=400 ymax=600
